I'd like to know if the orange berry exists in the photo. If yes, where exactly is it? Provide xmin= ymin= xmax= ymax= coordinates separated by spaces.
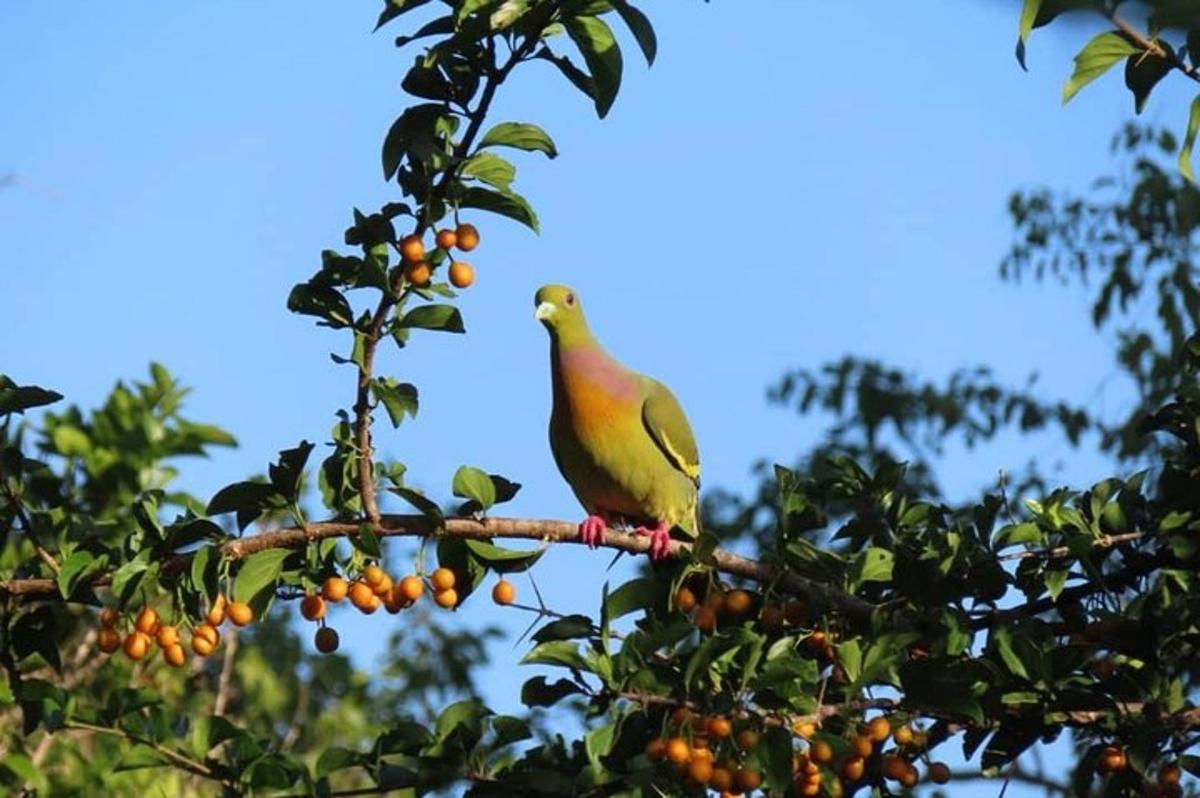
xmin=435 ymin=228 xmax=457 ymax=250
xmin=760 ymin=605 xmax=784 ymax=630
xmin=97 ymin=627 xmax=121 ymax=653
xmin=134 ymin=607 xmax=159 ymax=635
xmin=694 ymin=606 xmax=717 ymax=633
xmin=866 ymin=716 xmax=891 ymax=743
xmin=300 ymin=594 xmax=326 ymax=621
xmin=383 ymin=593 xmax=404 ymax=614
xmin=434 ymin=588 xmax=458 ymax=609
xmin=735 ymin=729 xmax=759 ymax=751
xmin=192 ymin=635 xmax=215 ymax=657
xmin=900 ymin=765 xmax=918 ymax=788
xmin=205 ymin=594 xmax=227 ymax=626
xmin=810 ymin=739 xmax=833 ymax=764
xmin=1099 ymin=746 xmax=1127 ymax=774
xmin=735 ymin=767 xmax=763 ymax=791
xmin=687 ymin=757 xmax=714 ymax=784
xmin=665 ymin=737 xmax=690 ymax=765
xmin=882 ymin=755 xmax=908 ymax=781
xmin=710 ymin=766 xmax=734 ymax=791
xmin=645 ymin=738 xmax=666 ymax=762
xmin=321 ymin=576 xmax=348 ymax=603
xmin=371 ymin=574 xmax=394 ymax=598
xmin=123 ymin=631 xmax=150 ymax=661
xmin=155 ymin=625 xmax=180 ymax=648
xmin=454 ymin=223 xmax=479 ymax=252
xmin=404 ymin=261 xmax=431 ymax=286
xmin=842 ymin=755 xmax=865 ymax=782
xmin=193 ymin=622 xmax=220 ymax=650
xmin=851 ymin=735 xmax=873 ymax=758
xmin=314 ymin=626 xmax=339 ymax=653
xmin=1159 ymin=764 xmax=1182 ymax=786
xmin=793 ymin=720 xmax=816 ymax=739
xmin=163 ymin=643 xmax=186 ymax=668
xmin=399 ymin=234 xmax=425 ymax=263
xmin=362 ymin=564 xmax=386 ymax=588
xmin=349 ymin=580 xmax=376 ymax=611
xmin=227 ymin=601 xmax=254 ymax=627
xmin=398 ymin=576 xmax=424 ymax=603
xmin=98 ymin=607 xmax=119 ymax=628
xmin=706 ymin=717 xmax=732 ymax=738
xmin=927 ymin=762 xmax=951 ymax=784
xmin=893 ymin=725 xmax=914 ymax=746
xmin=431 ymin=567 xmax=456 ymax=591
xmin=492 ymin=579 xmax=515 ymax=605
xmin=448 ymin=261 xmax=474 ymax=289
xmin=722 ymin=589 xmax=752 ymax=618
xmin=805 ymin=630 xmax=827 ymax=652
xmin=674 ymin=586 xmax=697 ymax=612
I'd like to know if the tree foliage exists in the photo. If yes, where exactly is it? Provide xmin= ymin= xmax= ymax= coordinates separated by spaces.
xmin=2 ymin=2 xmax=1200 ymax=797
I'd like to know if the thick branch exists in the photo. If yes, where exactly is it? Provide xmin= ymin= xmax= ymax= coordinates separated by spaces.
xmin=0 ymin=515 xmax=876 ymax=621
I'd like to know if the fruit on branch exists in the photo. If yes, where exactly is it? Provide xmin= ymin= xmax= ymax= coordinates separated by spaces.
xmin=840 ymin=755 xmax=865 ymax=782
xmin=535 ymin=283 xmax=701 ymax=563
xmin=694 ymin=605 xmax=717 ymax=633
xmin=97 ymin=627 xmax=121 ymax=654
xmin=491 ymin=578 xmax=515 ymax=605
xmin=735 ymin=729 xmax=759 ymax=751
xmin=163 ymin=643 xmax=186 ymax=667
xmin=321 ymin=576 xmax=348 ymax=603
xmin=866 ymin=715 xmax=891 ymax=743
xmin=399 ymin=234 xmax=425 ymax=263
xmin=349 ymin=580 xmax=377 ymax=612
xmin=434 ymin=588 xmax=459 ymax=608
xmin=205 ymin=594 xmax=227 ymax=627
xmin=722 ymin=589 xmax=752 ymax=619
xmin=227 ymin=601 xmax=254 ymax=627
xmin=314 ymin=626 xmax=339 ymax=654
xmin=404 ymin=261 xmax=431 ymax=286
xmin=192 ymin=623 xmax=220 ymax=656
xmin=135 ymin=606 xmax=159 ymax=635
xmin=398 ymin=575 xmax=424 ymax=603
xmin=155 ymin=625 xmax=180 ymax=648
xmin=448 ymin=261 xmax=474 ymax=289
xmin=810 ymin=739 xmax=833 ymax=764
xmin=792 ymin=720 xmax=816 ymax=739
xmin=454 ymin=223 xmax=479 ymax=252
xmin=431 ymin=567 xmax=456 ymax=591
xmin=123 ymin=631 xmax=150 ymax=661
xmin=893 ymin=725 xmax=913 ymax=746
xmin=927 ymin=761 xmax=951 ymax=784
xmin=706 ymin=716 xmax=732 ymax=738
xmin=645 ymin=738 xmax=666 ymax=762
xmin=674 ymin=586 xmax=697 ymax=612
xmin=665 ymin=737 xmax=690 ymax=765
xmin=435 ymin=228 xmax=457 ymax=250
xmin=300 ymin=594 xmax=326 ymax=621
xmin=1098 ymin=745 xmax=1127 ymax=774
xmin=851 ymin=734 xmax=873 ymax=758
xmin=98 ymin=607 xmax=118 ymax=627
xmin=734 ymin=766 xmax=763 ymax=791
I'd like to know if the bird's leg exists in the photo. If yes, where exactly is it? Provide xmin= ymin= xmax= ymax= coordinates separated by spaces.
xmin=578 ymin=514 xmax=608 ymax=549
xmin=635 ymin=520 xmax=672 ymax=561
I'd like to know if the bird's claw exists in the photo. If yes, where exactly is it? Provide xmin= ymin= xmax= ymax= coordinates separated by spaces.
xmin=578 ymin=515 xmax=607 ymax=549
xmin=636 ymin=521 xmax=672 ymax=561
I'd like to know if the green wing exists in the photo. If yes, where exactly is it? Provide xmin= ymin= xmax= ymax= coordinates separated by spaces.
xmin=641 ymin=378 xmax=701 ymax=487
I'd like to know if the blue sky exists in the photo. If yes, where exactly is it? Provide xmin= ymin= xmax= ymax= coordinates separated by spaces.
xmin=1 ymin=0 xmax=1182 ymax=792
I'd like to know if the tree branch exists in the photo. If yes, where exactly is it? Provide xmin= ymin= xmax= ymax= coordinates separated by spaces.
xmin=0 ymin=514 xmax=878 ymax=622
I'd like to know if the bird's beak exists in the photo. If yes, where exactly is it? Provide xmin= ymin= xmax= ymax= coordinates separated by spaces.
xmin=534 ymin=301 xmax=556 ymax=321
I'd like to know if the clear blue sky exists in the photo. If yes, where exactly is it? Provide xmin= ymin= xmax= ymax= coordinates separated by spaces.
xmin=1 ymin=1 xmax=1176 ymax=792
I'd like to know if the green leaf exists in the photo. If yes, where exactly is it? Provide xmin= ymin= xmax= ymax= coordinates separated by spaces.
xmin=520 ymin=676 xmax=582 ymax=707
xmin=50 ymin=425 xmax=90 ymax=457
xmin=1044 ymin=568 xmax=1068 ymax=600
xmin=1181 ymin=94 xmax=1200 ymax=182
xmin=287 ymin=282 xmax=354 ymax=328
xmin=460 ymin=152 xmax=515 ymax=191
xmin=353 ymin=523 xmax=382 ymax=560
xmin=316 ymin=747 xmax=362 ymax=777
xmin=478 ymin=122 xmax=558 ymax=158
xmin=389 ymin=486 xmax=444 ymax=523
xmin=991 ymin=626 xmax=1031 ymax=681
xmin=465 ymin=539 xmax=544 ymax=573
xmin=584 ymin=723 xmax=616 ymax=766
xmin=114 ymin=744 xmax=168 ymax=772
xmin=452 ymin=465 xmax=497 ymax=510
xmin=232 ymin=549 xmax=292 ymax=606
xmin=457 ymin=186 xmax=539 ymax=232
xmin=1 ymin=753 xmax=46 ymax=793
xmin=1062 ymin=31 xmax=1138 ymax=104
xmin=759 ymin=726 xmax=794 ymax=793
xmin=56 ymin=550 xmax=105 ymax=598
xmin=375 ymin=0 xmax=436 ymax=31
xmin=206 ymin=480 xmax=278 ymax=532
xmin=268 ymin=441 xmax=313 ymax=500
xmin=1015 ymin=0 xmax=1042 ymax=70
xmin=604 ymin=577 xmax=660 ymax=619
xmin=398 ymin=304 xmax=466 ymax=333
xmin=372 ymin=378 xmax=419 ymax=427
xmin=191 ymin=545 xmax=220 ymax=605
xmin=521 ymin=640 xmax=591 ymax=672
xmin=564 ymin=15 xmax=623 ymax=117
xmin=0 ymin=378 xmax=62 ymax=416
xmin=434 ymin=699 xmax=489 ymax=744
xmin=531 ymin=614 xmax=595 ymax=643
xmin=1124 ymin=51 xmax=1171 ymax=114
xmin=849 ymin=547 xmax=893 ymax=588
xmin=611 ymin=0 xmax=655 ymax=66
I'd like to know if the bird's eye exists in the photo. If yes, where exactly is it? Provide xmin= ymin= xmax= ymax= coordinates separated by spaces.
xmin=565 ymin=293 xmax=575 ymax=306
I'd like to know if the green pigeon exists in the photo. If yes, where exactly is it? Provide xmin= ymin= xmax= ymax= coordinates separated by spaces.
xmin=534 ymin=284 xmax=701 ymax=560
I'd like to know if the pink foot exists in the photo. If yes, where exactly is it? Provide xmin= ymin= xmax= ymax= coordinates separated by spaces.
xmin=636 ymin=521 xmax=672 ymax=561
xmin=579 ymin=515 xmax=608 ymax=549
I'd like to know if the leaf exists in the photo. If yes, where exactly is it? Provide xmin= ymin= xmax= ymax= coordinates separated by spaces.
xmin=371 ymin=379 xmax=419 ymax=427
xmin=398 ymin=304 xmax=466 ymax=333
xmin=316 ymin=747 xmax=362 ymax=777
xmin=1015 ymin=0 xmax=1042 ymax=70
xmin=564 ymin=15 xmax=623 ymax=117
xmin=1044 ymin=568 xmax=1068 ymax=600
xmin=353 ymin=523 xmax=382 ymax=560
xmin=759 ymin=726 xmax=794 ymax=793
xmin=520 ymin=676 xmax=582 ymax=708
xmin=991 ymin=626 xmax=1031 ymax=681
xmin=478 ymin=122 xmax=558 ymax=158
xmin=531 ymin=614 xmax=595 ymax=643
xmin=0 ymin=378 xmax=62 ymax=415
xmin=491 ymin=715 xmax=531 ymax=747
xmin=50 ymin=425 xmax=90 ymax=457
xmin=611 ymin=0 xmax=656 ymax=66
xmin=268 ymin=441 xmax=313 ymax=500
xmin=1062 ymin=31 xmax=1138 ymax=105
xmin=389 ymin=486 xmax=444 ymax=523
xmin=584 ymin=723 xmax=616 ymax=765
xmin=1181 ymin=94 xmax=1200 ymax=183
xmin=206 ymin=481 xmax=278 ymax=532
xmin=434 ymin=699 xmax=489 ymax=744
xmin=1124 ymin=52 xmax=1171 ymax=114
xmin=521 ymin=640 xmax=591 ymax=672
xmin=459 ymin=152 xmax=515 ymax=191
xmin=191 ymin=545 xmax=220 ymax=605
xmin=232 ymin=549 xmax=292 ymax=606
xmin=452 ymin=465 xmax=496 ymax=510
xmin=850 ymin=547 xmax=893 ymax=588
xmin=465 ymin=539 xmax=544 ymax=573
xmin=539 ymin=49 xmax=596 ymax=99
xmin=287 ymin=282 xmax=354 ymax=328
xmin=457 ymin=186 xmax=539 ymax=232
xmin=114 ymin=744 xmax=168 ymax=772
xmin=56 ymin=550 xmax=105 ymax=598
xmin=605 ymin=577 xmax=660 ymax=619
xmin=375 ymin=0 xmax=436 ymax=31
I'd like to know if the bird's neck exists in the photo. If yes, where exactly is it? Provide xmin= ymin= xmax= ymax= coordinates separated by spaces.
xmin=549 ymin=336 xmax=638 ymax=410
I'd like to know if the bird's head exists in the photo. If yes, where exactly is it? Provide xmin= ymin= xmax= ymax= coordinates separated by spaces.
xmin=534 ymin=284 xmax=589 ymax=340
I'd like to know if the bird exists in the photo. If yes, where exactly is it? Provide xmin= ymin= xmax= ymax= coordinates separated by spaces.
xmin=534 ymin=284 xmax=701 ymax=560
